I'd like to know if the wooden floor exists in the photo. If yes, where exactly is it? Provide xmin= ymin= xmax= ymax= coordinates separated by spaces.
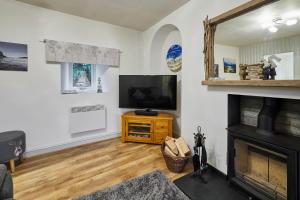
xmin=12 ymin=138 xmax=192 ymax=200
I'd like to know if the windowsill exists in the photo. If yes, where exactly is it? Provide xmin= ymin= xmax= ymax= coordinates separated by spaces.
xmin=61 ymin=90 xmax=106 ymax=95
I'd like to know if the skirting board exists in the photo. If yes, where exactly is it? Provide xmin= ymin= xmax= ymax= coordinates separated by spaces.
xmin=25 ymin=132 xmax=120 ymax=158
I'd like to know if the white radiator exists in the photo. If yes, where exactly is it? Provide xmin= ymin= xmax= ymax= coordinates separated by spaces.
xmin=69 ymin=104 xmax=106 ymax=134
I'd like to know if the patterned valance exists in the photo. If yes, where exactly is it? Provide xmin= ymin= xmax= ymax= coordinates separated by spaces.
xmin=45 ymin=40 xmax=121 ymax=67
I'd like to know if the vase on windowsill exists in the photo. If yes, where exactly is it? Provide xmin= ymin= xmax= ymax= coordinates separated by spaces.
xmin=97 ymin=77 xmax=103 ymax=93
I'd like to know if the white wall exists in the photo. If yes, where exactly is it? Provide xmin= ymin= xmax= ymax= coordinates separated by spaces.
xmin=215 ymin=44 xmax=240 ymax=80
xmin=0 ymin=0 xmax=142 ymax=155
xmin=142 ymin=0 xmax=300 ymax=174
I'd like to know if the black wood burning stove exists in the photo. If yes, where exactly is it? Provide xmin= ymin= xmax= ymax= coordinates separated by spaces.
xmin=228 ymin=95 xmax=300 ymax=200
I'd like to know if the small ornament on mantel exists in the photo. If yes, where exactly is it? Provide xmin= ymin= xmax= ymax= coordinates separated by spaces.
xmin=261 ymin=55 xmax=281 ymax=80
xmin=97 ymin=77 xmax=103 ymax=93
xmin=239 ymin=64 xmax=247 ymax=80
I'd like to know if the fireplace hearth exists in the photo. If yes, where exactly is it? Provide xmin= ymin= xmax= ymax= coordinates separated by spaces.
xmin=228 ymin=95 xmax=300 ymax=200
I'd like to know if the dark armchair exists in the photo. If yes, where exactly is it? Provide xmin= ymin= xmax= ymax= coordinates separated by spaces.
xmin=0 ymin=164 xmax=13 ymax=200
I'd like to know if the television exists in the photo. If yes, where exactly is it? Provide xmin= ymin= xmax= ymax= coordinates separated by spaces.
xmin=119 ymin=75 xmax=177 ymax=114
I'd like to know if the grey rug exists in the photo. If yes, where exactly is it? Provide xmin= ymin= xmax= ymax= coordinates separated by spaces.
xmin=75 ymin=170 xmax=190 ymax=200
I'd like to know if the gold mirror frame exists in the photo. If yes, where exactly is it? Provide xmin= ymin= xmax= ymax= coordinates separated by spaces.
xmin=202 ymin=0 xmax=300 ymax=87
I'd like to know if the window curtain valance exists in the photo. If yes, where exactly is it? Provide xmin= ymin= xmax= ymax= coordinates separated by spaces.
xmin=45 ymin=40 xmax=121 ymax=67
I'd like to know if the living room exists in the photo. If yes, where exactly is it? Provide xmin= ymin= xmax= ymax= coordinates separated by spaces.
xmin=1 ymin=0 xmax=300 ymax=199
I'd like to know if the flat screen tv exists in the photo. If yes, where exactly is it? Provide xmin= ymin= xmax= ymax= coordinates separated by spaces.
xmin=119 ymin=75 xmax=177 ymax=111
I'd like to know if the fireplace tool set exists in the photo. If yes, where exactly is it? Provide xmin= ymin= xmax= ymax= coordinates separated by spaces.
xmin=192 ymin=126 xmax=208 ymax=183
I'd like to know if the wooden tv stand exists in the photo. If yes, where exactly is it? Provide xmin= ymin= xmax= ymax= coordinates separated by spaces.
xmin=121 ymin=112 xmax=173 ymax=144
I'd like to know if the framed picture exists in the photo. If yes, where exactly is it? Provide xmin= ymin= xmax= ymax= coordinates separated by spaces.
xmin=0 ymin=41 xmax=28 ymax=71
xmin=166 ymin=44 xmax=182 ymax=73
xmin=213 ymin=64 xmax=219 ymax=77
xmin=72 ymin=63 xmax=93 ymax=88
xmin=223 ymin=58 xmax=236 ymax=73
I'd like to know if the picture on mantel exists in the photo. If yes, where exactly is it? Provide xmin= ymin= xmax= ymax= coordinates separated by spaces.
xmin=213 ymin=64 xmax=219 ymax=78
xmin=0 ymin=41 xmax=28 ymax=71
xmin=223 ymin=58 xmax=236 ymax=73
xmin=166 ymin=44 xmax=182 ymax=73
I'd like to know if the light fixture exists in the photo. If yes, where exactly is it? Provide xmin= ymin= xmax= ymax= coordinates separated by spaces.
xmin=268 ymin=26 xmax=278 ymax=33
xmin=273 ymin=17 xmax=285 ymax=24
xmin=286 ymin=19 xmax=298 ymax=26
xmin=261 ymin=16 xmax=298 ymax=33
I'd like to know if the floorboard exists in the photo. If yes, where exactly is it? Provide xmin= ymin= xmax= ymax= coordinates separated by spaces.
xmin=13 ymin=138 xmax=192 ymax=200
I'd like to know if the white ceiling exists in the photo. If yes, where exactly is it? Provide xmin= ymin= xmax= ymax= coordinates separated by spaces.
xmin=215 ymin=0 xmax=300 ymax=47
xmin=17 ymin=0 xmax=189 ymax=31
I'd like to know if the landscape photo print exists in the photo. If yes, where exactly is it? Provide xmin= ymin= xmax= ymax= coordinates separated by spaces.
xmin=223 ymin=57 xmax=236 ymax=73
xmin=0 ymin=41 xmax=28 ymax=71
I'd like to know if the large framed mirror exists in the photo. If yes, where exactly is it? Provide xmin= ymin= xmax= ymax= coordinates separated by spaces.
xmin=202 ymin=0 xmax=300 ymax=87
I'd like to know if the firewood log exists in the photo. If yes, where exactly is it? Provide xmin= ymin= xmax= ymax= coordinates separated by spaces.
xmin=175 ymin=137 xmax=190 ymax=157
xmin=165 ymin=139 xmax=179 ymax=155
xmin=164 ymin=146 xmax=177 ymax=157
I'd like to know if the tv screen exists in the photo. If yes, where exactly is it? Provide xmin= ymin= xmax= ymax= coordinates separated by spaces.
xmin=119 ymin=75 xmax=177 ymax=110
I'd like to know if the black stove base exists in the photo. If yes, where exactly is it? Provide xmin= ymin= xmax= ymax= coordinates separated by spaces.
xmin=174 ymin=168 xmax=250 ymax=200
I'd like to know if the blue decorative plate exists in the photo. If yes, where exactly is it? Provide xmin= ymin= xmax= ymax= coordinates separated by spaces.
xmin=166 ymin=44 xmax=182 ymax=72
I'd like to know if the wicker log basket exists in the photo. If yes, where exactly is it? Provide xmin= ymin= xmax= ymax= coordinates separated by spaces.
xmin=161 ymin=141 xmax=191 ymax=173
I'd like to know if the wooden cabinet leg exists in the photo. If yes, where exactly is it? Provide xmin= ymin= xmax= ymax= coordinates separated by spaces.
xmin=9 ymin=159 xmax=15 ymax=173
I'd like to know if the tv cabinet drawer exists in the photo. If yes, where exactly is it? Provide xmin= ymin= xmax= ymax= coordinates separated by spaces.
xmin=127 ymin=119 xmax=153 ymax=126
xmin=155 ymin=120 xmax=169 ymax=133
xmin=154 ymin=133 xmax=168 ymax=144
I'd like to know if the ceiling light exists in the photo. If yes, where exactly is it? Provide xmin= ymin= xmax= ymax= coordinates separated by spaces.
xmin=268 ymin=26 xmax=278 ymax=33
xmin=286 ymin=19 xmax=298 ymax=26
xmin=273 ymin=17 xmax=284 ymax=24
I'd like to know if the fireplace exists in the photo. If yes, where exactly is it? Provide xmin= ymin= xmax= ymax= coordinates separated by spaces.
xmin=228 ymin=95 xmax=300 ymax=200
xmin=235 ymin=139 xmax=287 ymax=199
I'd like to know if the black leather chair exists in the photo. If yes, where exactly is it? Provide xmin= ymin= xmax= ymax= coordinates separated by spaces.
xmin=0 ymin=164 xmax=13 ymax=200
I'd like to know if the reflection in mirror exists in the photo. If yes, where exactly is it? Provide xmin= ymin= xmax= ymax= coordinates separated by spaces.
xmin=214 ymin=0 xmax=300 ymax=81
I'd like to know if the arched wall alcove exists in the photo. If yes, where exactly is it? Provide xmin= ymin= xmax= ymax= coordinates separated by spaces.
xmin=150 ymin=24 xmax=183 ymax=137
